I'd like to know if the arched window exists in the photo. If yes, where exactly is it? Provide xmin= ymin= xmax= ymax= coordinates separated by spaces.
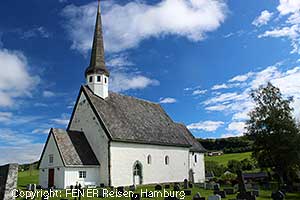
xmin=194 ymin=154 xmax=197 ymax=163
xmin=97 ymin=76 xmax=101 ymax=82
xmin=147 ymin=155 xmax=151 ymax=165
xmin=89 ymin=76 xmax=93 ymax=83
xmin=165 ymin=156 xmax=169 ymax=165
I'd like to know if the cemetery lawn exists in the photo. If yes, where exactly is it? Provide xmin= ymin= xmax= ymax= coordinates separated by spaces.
xmin=17 ymin=169 xmax=300 ymax=200
xmin=205 ymin=152 xmax=252 ymax=166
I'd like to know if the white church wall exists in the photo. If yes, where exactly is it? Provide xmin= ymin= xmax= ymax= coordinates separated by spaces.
xmin=69 ymin=91 xmax=109 ymax=185
xmin=64 ymin=167 xmax=100 ymax=188
xmin=110 ymin=141 xmax=190 ymax=187
xmin=189 ymin=152 xmax=205 ymax=183
xmin=39 ymin=133 xmax=65 ymax=189
xmin=87 ymin=74 xmax=108 ymax=99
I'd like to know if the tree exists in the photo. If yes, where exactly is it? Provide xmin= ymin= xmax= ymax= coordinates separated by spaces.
xmin=246 ymin=82 xmax=300 ymax=188
xmin=227 ymin=160 xmax=242 ymax=173
xmin=205 ymin=161 xmax=225 ymax=177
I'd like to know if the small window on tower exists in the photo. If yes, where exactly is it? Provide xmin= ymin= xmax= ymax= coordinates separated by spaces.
xmin=97 ymin=76 xmax=101 ymax=82
xmin=105 ymin=77 xmax=107 ymax=84
xmin=89 ymin=76 xmax=93 ymax=83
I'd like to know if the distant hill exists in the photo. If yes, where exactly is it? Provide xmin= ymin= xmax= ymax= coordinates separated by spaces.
xmin=19 ymin=161 xmax=39 ymax=171
xmin=198 ymin=136 xmax=253 ymax=153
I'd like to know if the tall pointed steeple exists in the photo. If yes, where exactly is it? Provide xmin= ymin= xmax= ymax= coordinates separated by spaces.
xmin=85 ymin=0 xmax=109 ymax=99
xmin=85 ymin=0 xmax=109 ymax=77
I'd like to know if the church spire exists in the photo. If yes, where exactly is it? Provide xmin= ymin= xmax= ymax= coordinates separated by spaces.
xmin=85 ymin=0 xmax=109 ymax=78
xmin=85 ymin=0 xmax=109 ymax=99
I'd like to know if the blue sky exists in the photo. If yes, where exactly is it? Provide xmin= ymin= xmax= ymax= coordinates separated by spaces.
xmin=1 ymin=0 xmax=300 ymax=164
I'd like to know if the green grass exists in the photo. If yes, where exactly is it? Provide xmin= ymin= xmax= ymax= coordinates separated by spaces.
xmin=16 ymin=169 xmax=300 ymax=200
xmin=205 ymin=152 xmax=252 ymax=166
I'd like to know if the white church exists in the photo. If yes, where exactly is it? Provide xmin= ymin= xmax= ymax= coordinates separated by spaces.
xmin=38 ymin=0 xmax=206 ymax=189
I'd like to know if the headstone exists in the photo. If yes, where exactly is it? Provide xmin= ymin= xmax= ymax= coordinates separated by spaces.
xmin=224 ymin=188 xmax=235 ymax=194
xmin=183 ymin=179 xmax=188 ymax=189
xmin=155 ymin=184 xmax=162 ymax=190
xmin=192 ymin=193 xmax=202 ymax=200
xmin=131 ymin=193 xmax=141 ymax=200
xmin=271 ymin=191 xmax=285 ymax=200
xmin=237 ymin=191 xmax=256 ymax=200
xmin=184 ymin=190 xmax=192 ymax=196
xmin=0 ymin=164 xmax=18 ymax=200
xmin=196 ymin=183 xmax=206 ymax=189
xmin=252 ymin=190 xmax=259 ymax=197
xmin=237 ymin=170 xmax=246 ymax=193
xmin=100 ymin=183 xmax=105 ymax=188
xmin=32 ymin=184 xmax=37 ymax=192
xmin=26 ymin=184 xmax=32 ymax=191
xmin=189 ymin=182 xmax=193 ymax=188
xmin=173 ymin=184 xmax=180 ymax=191
xmin=98 ymin=188 xmax=105 ymax=198
xmin=117 ymin=186 xmax=125 ymax=194
xmin=214 ymin=191 xmax=226 ymax=198
xmin=165 ymin=184 xmax=170 ymax=189
xmin=129 ymin=185 xmax=136 ymax=191
xmin=208 ymin=194 xmax=221 ymax=200
xmin=213 ymin=184 xmax=220 ymax=192
xmin=245 ymin=183 xmax=252 ymax=190
xmin=205 ymin=183 xmax=214 ymax=190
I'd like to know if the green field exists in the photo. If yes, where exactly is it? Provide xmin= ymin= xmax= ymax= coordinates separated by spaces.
xmin=205 ymin=152 xmax=252 ymax=166
xmin=16 ymin=169 xmax=300 ymax=200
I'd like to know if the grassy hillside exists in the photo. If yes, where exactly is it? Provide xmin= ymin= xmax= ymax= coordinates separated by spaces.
xmin=17 ymin=169 xmax=39 ymax=189
xmin=205 ymin=152 xmax=252 ymax=166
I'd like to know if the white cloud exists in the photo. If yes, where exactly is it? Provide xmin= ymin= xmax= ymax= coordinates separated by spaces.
xmin=110 ymin=73 xmax=159 ymax=92
xmin=277 ymin=0 xmax=300 ymax=16
xmin=51 ymin=114 xmax=70 ymax=126
xmin=0 ymin=143 xmax=43 ymax=165
xmin=229 ymin=72 xmax=253 ymax=82
xmin=252 ymin=10 xmax=273 ymax=27
xmin=159 ymin=97 xmax=177 ymax=104
xmin=0 ymin=49 xmax=39 ymax=107
xmin=192 ymin=89 xmax=207 ymax=95
xmin=61 ymin=0 xmax=228 ymax=53
xmin=211 ymin=83 xmax=228 ymax=90
xmin=187 ymin=120 xmax=224 ymax=132
xmin=226 ymin=121 xmax=245 ymax=134
xmin=106 ymin=54 xmax=133 ymax=67
xmin=32 ymin=128 xmax=50 ymax=134
xmin=0 ymin=112 xmax=13 ymax=123
xmin=22 ymin=27 xmax=50 ymax=39
xmin=43 ymin=91 xmax=55 ymax=98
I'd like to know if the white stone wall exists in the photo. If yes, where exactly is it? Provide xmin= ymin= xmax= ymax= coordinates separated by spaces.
xmin=110 ymin=142 xmax=190 ymax=187
xmin=64 ymin=167 xmax=100 ymax=188
xmin=39 ymin=133 xmax=65 ymax=189
xmin=69 ymin=91 xmax=110 ymax=185
xmin=189 ymin=152 xmax=205 ymax=183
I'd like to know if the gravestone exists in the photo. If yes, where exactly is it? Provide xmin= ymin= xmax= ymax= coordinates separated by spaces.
xmin=236 ymin=170 xmax=256 ymax=200
xmin=205 ymin=183 xmax=214 ymax=190
xmin=196 ymin=183 xmax=206 ymax=189
xmin=117 ymin=186 xmax=125 ymax=194
xmin=32 ymin=184 xmax=37 ymax=192
xmin=183 ymin=179 xmax=188 ymax=189
xmin=192 ymin=193 xmax=202 ymax=200
xmin=26 ymin=184 xmax=32 ymax=191
xmin=173 ymin=184 xmax=180 ymax=191
xmin=271 ymin=191 xmax=285 ymax=200
xmin=208 ymin=194 xmax=221 ymax=200
xmin=213 ymin=183 xmax=220 ymax=192
xmin=214 ymin=191 xmax=226 ymax=198
xmin=224 ymin=188 xmax=235 ymax=194
xmin=184 ymin=190 xmax=192 ymax=196
xmin=165 ymin=184 xmax=170 ymax=189
xmin=155 ymin=184 xmax=162 ymax=190
xmin=252 ymin=190 xmax=259 ymax=197
xmin=0 ymin=164 xmax=18 ymax=200
xmin=129 ymin=185 xmax=136 ymax=191
xmin=131 ymin=193 xmax=141 ymax=200
xmin=98 ymin=188 xmax=105 ymax=198
xmin=100 ymin=183 xmax=105 ymax=188
xmin=189 ymin=182 xmax=193 ymax=188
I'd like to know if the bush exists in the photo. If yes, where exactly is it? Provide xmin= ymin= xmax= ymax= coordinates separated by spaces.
xmin=227 ymin=160 xmax=242 ymax=173
xmin=205 ymin=160 xmax=226 ymax=177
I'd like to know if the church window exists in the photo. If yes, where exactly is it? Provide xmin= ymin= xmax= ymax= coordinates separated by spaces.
xmin=89 ymin=76 xmax=93 ymax=83
xmin=79 ymin=171 xmax=86 ymax=178
xmin=165 ymin=156 xmax=169 ymax=165
xmin=97 ymin=76 xmax=101 ymax=82
xmin=195 ymin=155 xmax=197 ymax=163
xmin=49 ymin=154 xmax=53 ymax=164
xmin=147 ymin=155 xmax=151 ymax=164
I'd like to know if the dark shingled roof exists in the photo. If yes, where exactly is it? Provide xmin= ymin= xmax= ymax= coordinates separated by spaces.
xmin=52 ymin=129 xmax=99 ymax=166
xmin=176 ymin=123 xmax=206 ymax=153
xmin=82 ymin=86 xmax=191 ymax=147
xmin=85 ymin=1 xmax=109 ymax=77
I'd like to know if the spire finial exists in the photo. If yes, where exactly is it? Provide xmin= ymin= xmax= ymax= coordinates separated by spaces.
xmin=85 ymin=0 xmax=110 ymax=78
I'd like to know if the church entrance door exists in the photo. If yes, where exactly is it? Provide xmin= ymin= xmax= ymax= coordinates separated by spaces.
xmin=133 ymin=161 xmax=143 ymax=185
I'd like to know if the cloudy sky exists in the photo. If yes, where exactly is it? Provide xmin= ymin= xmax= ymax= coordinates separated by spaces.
xmin=1 ymin=0 xmax=300 ymax=164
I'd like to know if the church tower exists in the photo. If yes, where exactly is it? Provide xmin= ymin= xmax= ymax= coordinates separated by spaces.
xmin=85 ymin=0 xmax=109 ymax=99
